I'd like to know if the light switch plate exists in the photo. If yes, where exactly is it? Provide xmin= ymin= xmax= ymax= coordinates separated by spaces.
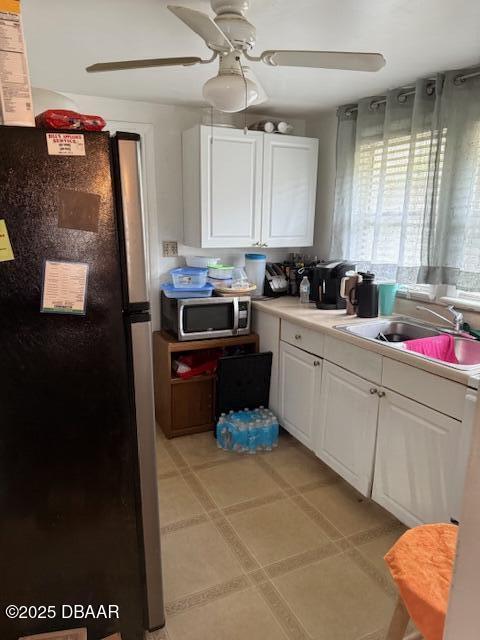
xmin=162 ymin=241 xmax=178 ymax=257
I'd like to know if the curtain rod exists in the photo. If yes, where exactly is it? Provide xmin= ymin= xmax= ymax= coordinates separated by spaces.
xmin=344 ymin=69 xmax=480 ymax=117
xmin=454 ymin=69 xmax=480 ymax=85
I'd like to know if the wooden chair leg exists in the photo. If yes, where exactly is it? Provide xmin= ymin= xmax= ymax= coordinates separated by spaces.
xmin=386 ymin=596 xmax=411 ymax=640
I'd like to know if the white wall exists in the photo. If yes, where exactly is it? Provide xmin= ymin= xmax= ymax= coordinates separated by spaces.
xmin=64 ymin=92 xmax=305 ymax=329
xmin=305 ymin=109 xmax=337 ymax=260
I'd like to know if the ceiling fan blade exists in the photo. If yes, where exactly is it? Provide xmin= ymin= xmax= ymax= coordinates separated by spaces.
xmin=261 ymin=50 xmax=386 ymax=72
xmin=86 ymin=56 xmax=202 ymax=73
xmin=167 ymin=5 xmax=233 ymax=53
xmin=243 ymin=67 xmax=268 ymax=106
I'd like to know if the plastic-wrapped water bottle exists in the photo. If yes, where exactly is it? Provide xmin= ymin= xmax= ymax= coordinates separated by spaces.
xmin=247 ymin=419 xmax=258 ymax=454
xmin=271 ymin=412 xmax=279 ymax=447
xmin=259 ymin=418 xmax=271 ymax=451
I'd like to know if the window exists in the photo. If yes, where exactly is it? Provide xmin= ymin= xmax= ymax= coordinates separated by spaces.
xmin=349 ymin=127 xmax=447 ymax=283
xmin=333 ymin=74 xmax=480 ymax=298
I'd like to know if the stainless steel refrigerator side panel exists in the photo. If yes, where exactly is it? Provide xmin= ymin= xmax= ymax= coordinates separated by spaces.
xmin=117 ymin=138 xmax=149 ymax=305
xmin=131 ymin=320 xmax=165 ymax=630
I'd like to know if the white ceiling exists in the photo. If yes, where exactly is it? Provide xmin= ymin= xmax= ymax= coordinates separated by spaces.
xmin=22 ymin=0 xmax=480 ymax=116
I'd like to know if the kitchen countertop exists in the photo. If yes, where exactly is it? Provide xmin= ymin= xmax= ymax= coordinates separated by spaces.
xmin=253 ymin=297 xmax=480 ymax=390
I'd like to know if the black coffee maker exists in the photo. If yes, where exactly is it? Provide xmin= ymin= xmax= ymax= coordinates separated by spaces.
xmin=311 ymin=261 xmax=356 ymax=309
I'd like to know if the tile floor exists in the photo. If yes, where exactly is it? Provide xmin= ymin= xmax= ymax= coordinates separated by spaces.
xmin=152 ymin=428 xmax=420 ymax=640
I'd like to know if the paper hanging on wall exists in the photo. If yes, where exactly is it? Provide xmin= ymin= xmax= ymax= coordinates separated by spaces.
xmin=41 ymin=260 xmax=89 ymax=315
xmin=0 ymin=218 xmax=14 ymax=261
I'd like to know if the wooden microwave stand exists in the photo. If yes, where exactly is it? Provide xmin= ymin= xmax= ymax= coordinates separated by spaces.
xmin=153 ymin=330 xmax=259 ymax=439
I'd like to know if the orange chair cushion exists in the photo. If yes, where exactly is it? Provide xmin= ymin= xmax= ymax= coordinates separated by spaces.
xmin=384 ymin=524 xmax=458 ymax=640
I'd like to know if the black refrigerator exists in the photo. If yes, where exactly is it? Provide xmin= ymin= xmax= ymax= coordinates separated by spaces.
xmin=0 ymin=126 xmax=164 ymax=639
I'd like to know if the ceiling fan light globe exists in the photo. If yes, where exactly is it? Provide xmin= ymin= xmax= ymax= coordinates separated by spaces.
xmin=203 ymin=73 xmax=258 ymax=112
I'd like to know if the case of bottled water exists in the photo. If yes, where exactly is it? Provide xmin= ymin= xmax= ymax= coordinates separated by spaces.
xmin=216 ymin=407 xmax=279 ymax=454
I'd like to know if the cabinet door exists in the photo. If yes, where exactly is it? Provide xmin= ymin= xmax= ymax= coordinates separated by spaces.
xmin=252 ymin=310 xmax=280 ymax=416
xmin=450 ymin=391 xmax=477 ymax=523
xmin=372 ymin=390 xmax=460 ymax=527
xmin=261 ymin=134 xmax=318 ymax=248
xmin=200 ymin=126 xmax=263 ymax=248
xmin=316 ymin=362 xmax=379 ymax=496
xmin=278 ymin=342 xmax=322 ymax=449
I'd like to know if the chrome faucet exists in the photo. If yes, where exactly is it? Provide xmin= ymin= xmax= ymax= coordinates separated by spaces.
xmin=416 ymin=305 xmax=464 ymax=334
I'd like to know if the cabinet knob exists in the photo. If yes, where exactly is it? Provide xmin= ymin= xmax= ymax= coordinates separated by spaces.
xmin=377 ymin=390 xmax=386 ymax=398
xmin=370 ymin=388 xmax=378 ymax=395
xmin=295 ymin=334 xmax=302 ymax=340
xmin=314 ymin=360 xmax=321 ymax=367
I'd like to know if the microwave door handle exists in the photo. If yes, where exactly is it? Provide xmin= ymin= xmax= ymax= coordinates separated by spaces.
xmin=178 ymin=301 xmax=185 ymax=339
xmin=233 ymin=297 xmax=239 ymax=335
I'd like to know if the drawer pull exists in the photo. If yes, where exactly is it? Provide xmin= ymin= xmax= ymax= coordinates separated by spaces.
xmin=377 ymin=390 xmax=386 ymax=398
xmin=370 ymin=388 xmax=378 ymax=395
xmin=314 ymin=360 xmax=321 ymax=367
xmin=295 ymin=334 xmax=302 ymax=340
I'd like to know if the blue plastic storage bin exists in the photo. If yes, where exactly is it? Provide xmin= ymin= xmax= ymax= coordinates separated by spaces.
xmin=161 ymin=282 xmax=214 ymax=299
xmin=170 ymin=267 xmax=208 ymax=289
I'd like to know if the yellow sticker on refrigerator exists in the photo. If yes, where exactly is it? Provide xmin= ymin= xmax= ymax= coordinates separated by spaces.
xmin=0 ymin=219 xmax=14 ymax=262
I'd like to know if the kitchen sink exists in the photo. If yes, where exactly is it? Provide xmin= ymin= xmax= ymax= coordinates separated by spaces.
xmin=339 ymin=320 xmax=440 ymax=342
xmin=454 ymin=337 xmax=480 ymax=366
xmin=335 ymin=318 xmax=480 ymax=370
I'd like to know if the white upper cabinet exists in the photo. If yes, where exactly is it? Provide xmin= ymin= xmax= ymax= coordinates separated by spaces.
xmin=182 ymin=125 xmax=318 ymax=249
xmin=261 ymin=134 xmax=318 ymax=247
xmin=183 ymin=126 xmax=263 ymax=248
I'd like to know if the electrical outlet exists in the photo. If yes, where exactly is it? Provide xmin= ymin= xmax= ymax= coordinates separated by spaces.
xmin=162 ymin=241 xmax=178 ymax=257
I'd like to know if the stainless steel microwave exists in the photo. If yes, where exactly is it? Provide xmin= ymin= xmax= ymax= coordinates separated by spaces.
xmin=161 ymin=294 xmax=251 ymax=341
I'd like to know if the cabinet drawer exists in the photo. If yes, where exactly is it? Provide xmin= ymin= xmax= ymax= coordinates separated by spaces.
xmin=382 ymin=358 xmax=466 ymax=420
xmin=324 ymin=336 xmax=382 ymax=384
xmin=281 ymin=320 xmax=324 ymax=357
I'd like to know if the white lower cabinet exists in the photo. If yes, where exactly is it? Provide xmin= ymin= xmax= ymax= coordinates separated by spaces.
xmin=372 ymin=390 xmax=460 ymax=527
xmin=278 ymin=341 xmax=322 ymax=450
xmin=316 ymin=362 xmax=380 ymax=496
xmin=255 ymin=314 xmax=474 ymax=527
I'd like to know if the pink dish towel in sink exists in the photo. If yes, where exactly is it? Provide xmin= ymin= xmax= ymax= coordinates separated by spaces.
xmin=404 ymin=334 xmax=459 ymax=364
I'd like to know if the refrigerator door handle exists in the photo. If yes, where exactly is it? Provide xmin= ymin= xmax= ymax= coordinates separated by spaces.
xmin=114 ymin=134 xmax=149 ymax=307
xmin=130 ymin=319 xmax=165 ymax=630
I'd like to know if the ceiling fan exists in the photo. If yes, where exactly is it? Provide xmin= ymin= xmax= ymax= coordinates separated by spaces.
xmin=86 ymin=0 xmax=386 ymax=113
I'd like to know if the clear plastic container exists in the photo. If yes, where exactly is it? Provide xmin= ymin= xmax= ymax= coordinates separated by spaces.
xmin=170 ymin=267 xmax=208 ymax=288
xmin=186 ymin=256 xmax=220 ymax=268
xmin=245 ymin=254 xmax=266 ymax=297
xmin=161 ymin=282 xmax=213 ymax=298
xmin=208 ymin=264 xmax=234 ymax=280
xmin=231 ymin=267 xmax=249 ymax=289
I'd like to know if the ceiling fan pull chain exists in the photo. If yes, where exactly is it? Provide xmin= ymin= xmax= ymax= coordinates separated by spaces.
xmin=210 ymin=105 xmax=214 ymax=144
xmin=238 ymin=56 xmax=248 ymax=134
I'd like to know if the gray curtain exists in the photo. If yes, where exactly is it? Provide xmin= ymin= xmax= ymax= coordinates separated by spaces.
xmin=330 ymin=67 xmax=480 ymax=291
